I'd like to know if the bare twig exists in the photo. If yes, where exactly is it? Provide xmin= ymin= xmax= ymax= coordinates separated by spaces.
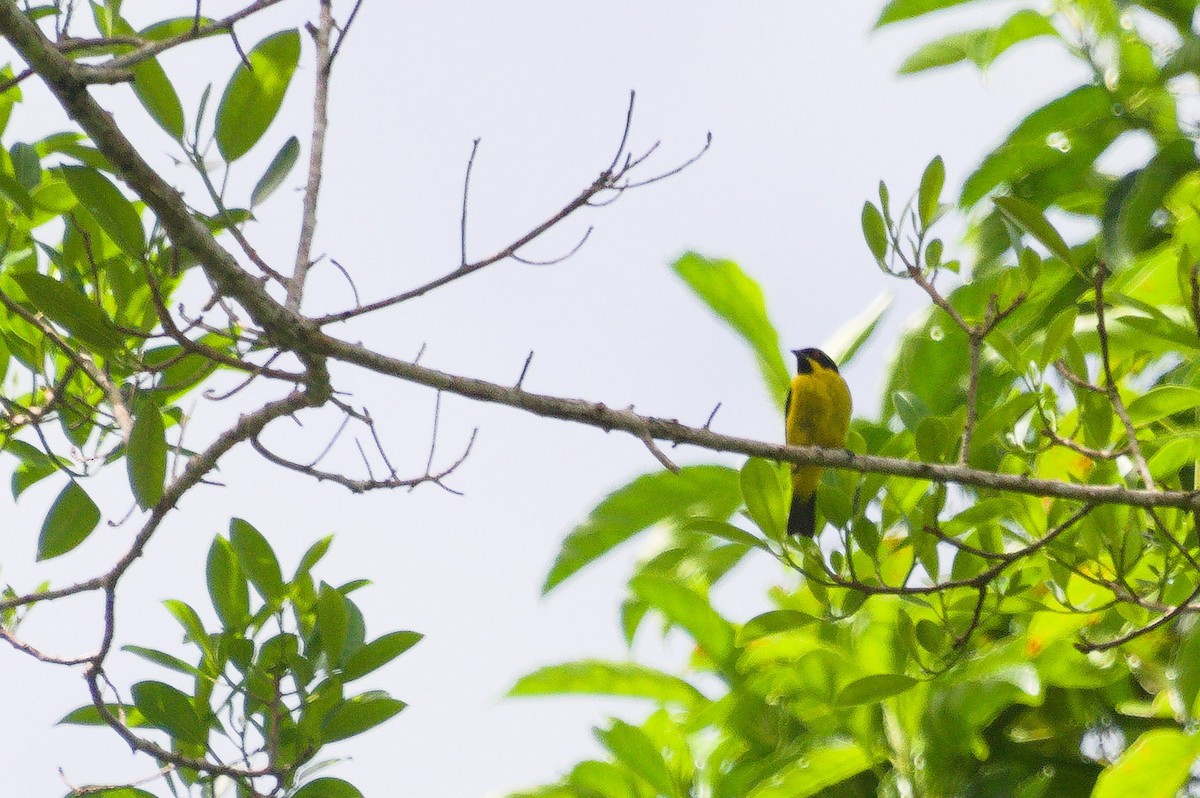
xmin=287 ymin=0 xmax=334 ymax=311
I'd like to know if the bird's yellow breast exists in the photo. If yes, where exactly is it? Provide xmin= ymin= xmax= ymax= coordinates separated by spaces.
xmin=786 ymin=364 xmax=852 ymax=497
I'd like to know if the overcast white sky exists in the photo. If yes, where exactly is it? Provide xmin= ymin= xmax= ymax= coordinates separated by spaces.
xmin=0 ymin=2 xmax=1084 ymax=796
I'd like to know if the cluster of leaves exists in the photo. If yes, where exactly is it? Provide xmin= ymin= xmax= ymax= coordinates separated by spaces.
xmin=61 ymin=520 xmax=419 ymax=798
xmin=0 ymin=3 xmax=419 ymax=795
xmin=0 ymin=6 xmax=304 ymax=561
xmin=509 ymin=0 xmax=1200 ymax=795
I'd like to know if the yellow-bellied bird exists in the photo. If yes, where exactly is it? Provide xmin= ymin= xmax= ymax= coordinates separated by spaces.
xmin=785 ymin=348 xmax=852 ymax=537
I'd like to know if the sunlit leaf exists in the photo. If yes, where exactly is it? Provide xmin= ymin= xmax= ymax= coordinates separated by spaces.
xmin=510 ymin=661 xmax=707 ymax=707
xmin=673 ymin=253 xmax=790 ymax=409
xmin=543 ymin=466 xmax=741 ymax=593
xmin=215 ymin=30 xmax=301 ymax=162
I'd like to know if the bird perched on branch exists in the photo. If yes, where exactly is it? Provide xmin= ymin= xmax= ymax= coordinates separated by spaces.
xmin=785 ymin=347 xmax=852 ymax=537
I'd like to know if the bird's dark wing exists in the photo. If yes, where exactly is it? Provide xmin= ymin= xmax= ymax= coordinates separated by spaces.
xmin=784 ymin=386 xmax=792 ymax=419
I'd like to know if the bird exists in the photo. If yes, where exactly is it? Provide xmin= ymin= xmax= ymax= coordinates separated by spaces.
xmin=785 ymin=347 xmax=852 ymax=537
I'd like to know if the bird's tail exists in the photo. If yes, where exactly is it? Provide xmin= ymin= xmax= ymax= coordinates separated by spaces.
xmin=787 ymin=492 xmax=817 ymax=537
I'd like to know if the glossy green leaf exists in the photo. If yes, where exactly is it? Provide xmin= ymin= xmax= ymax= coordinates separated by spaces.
xmin=992 ymin=195 xmax=1076 ymax=271
xmin=59 ymin=703 xmax=148 ymax=727
xmin=36 ymin=480 xmax=101 ymax=560
xmin=918 ymin=156 xmax=945 ymax=227
xmin=1103 ymin=139 xmax=1195 ymax=263
xmin=875 ymin=0 xmax=981 ymax=28
xmin=317 ymin=583 xmax=351 ymax=666
xmin=738 ymin=609 xmax=819 ymax=642
xmin=12 ymin=271 xmax=124 ymax=353
xmin=679 ymin=518 xmax=770 ymax=552
xmin=746 ymin=740 xmax=879 ymax=798
xmin=861 ymin=201 xmax=888 ymax=263
xmin=163 ymin=599 xmax=213 ymax=659
xmin=834 ymin=673 xmax=919 ymax=706
xmin=251 ymin=135 xmax=300 ymax=206
xmin=292 ymin=778 xmax=364 ymax=798
xmin=215 ymin=29 xmax=301 ymax=162
xmin=131 ymin=681 xmax=208 ymax=745
xmin=822 ymin=292 xmax=892 ymax=367
xmin=86 ymin=790 xmax=158 ymax=798
xmin=341 ymin=631 xmax=423 ymax=681
xmin=206 ymin=536 xmax=249 ymax=629
xmin=543 ymin=466 xmax=741 ymax=593
xmin=673 ymin=252 xmax=790 ymax=409
xmin=131 ymin=58 xmax=184 ymax=139
xmin=596 ymin=720 xmax=679 ymax=798
xmin=127 ymin=400 xmax=167 ymax=509
xmin=230 ymin=517 xmax=286 ymax=603
xmin=898 ymin=10 xmax=1057 ymax=74
xmin=510 ymin=661 xmax=707 ymax=707
xmin=60 ymin=165 xmax=145 ymax=258
xmin=122 ymin=645 xmax=206 ymax=679
xmin=741 ymin=457 xmax=789 ymax=543
xmin=321 ymin=691 xmax=407 ymax=743
xmin=1127 ymin=386 xmax=1200 ymax=427
xmin=630 ymin=574 xmax=735 ymax=663
xmin=1093 ymin=729 xmax=1200 ymax=798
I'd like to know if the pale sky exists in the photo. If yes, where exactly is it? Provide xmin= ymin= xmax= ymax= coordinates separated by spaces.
xmin=0 ymin=2 xmax=1082 ymax=795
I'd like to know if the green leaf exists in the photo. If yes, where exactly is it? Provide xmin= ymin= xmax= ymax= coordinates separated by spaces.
xmin=230 ymin=517 xmax=286 ymax=603
xmin=59 ymin=165 xmax=145 ymax=258
xmin=672 ymin=253 xmax=790 ymax=409
xmin=875 ymin=0 xmax=983 ymax=28
xmin=1038 ymin=305 xmax=1077 ymax=369
xmin=1127 ymin=386 xmax=1200 ymax=427
xmin=898 ymin=11 xmax=1057 ymax=75
xmin=1149 ymin=435 xmax=1200 ymax=480
xmin=823 ymin=292 xmax=892 ymax=367
xmin=1093 ymin=729 xmax=1200 ymax=798
xmin=292 ymin=778 xmax=364 ymax=798
xmin=341 ymin=631 xmax=423 ymax=681
xmin=12 ymin=271 xmax=124 ymax=353
xmin=36 ymin=480 xmax=101 ymax=560
xmin=596 ymin=719 xmax=679 ymax=798
xmin=834 ymin=673 xmax=919 ymax=706
xmin=317 ymin=583 xmax=351 ymax=666
xmin=131 ymin=58 xmax=184 ymax=139
xmin=861 ymin=201 xmax=888 ymax=263
xmin=892 ymin=390 xmax=929 ymax=432
xmin=131 ymin=681 xmax=208 ymax=745
xmin=215 ymin=29 xmax=301 ymax=162
xmin=296 ymin=533 xmax=334 ymax=578
xmin=918 ymin=156 xmax=945 ymax=227
xmin=122 ymin=645 xmax=206 ymax=679
xmin=738 ymin=609 xmax=819 ymax=643
xmin=746 ymin=740 xmax=879 ymax=798
xmin=321 ymin=692 xmax=407 ymax=743
xmin=127 ymin=400 xmax=167 ymax=509
xmin=86 ymin=790 xmax=158 ymax=798
xmin=678 ymin=518 xmax=770 ymax=552
xmin=510 ymin=661 xmax=707 ymax=707
xmin=251 ymin=135 xmax=300 ymax=206
xmin=629 ymin=574 xmax=735 ymax=663
xmin=59 ymin=703 xmax=148 ymax=727
xmin=163 ymin=599 xmax=213 ymax=659
xmin=740 ymin=457 xmax=788 ymax=542
xmin=992 ymin=195 xmax=1077 ymax=271
xmin=1102 ymin=139 xmax=1196 ymax=263
xmin=206 ymin=536 xmax=249 ymax=629
xmin=543 ymin=465 xmax=741 ymax=593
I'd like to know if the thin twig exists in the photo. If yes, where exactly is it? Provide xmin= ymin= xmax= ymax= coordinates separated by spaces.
xmin=286 ymin=0 xmax=334 ymax=311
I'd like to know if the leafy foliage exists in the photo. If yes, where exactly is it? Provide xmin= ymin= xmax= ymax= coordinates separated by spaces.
xmin=509 ymin=2 xmax=1200 ymax=796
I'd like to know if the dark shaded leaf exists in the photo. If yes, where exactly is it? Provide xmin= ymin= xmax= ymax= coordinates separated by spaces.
xmin=36 ymin=480 xmax=100 ymax=560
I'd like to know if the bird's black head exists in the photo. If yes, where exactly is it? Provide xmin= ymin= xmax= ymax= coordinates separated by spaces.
xmin=791 ymin=347 xmax=839 ymax=374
